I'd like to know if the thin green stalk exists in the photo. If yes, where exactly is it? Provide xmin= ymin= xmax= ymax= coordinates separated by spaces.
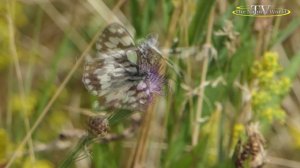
xmin=6 ymin=0 xmax=35 ymax=164
xmin=59 ymin=136 xmax=93 ymax=168
xmin=192 ymin=5 xmax=215 ymax=146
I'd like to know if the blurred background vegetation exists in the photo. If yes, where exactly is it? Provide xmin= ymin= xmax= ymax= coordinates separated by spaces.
xmin=1 ymin=0 xmax=300 ymax=167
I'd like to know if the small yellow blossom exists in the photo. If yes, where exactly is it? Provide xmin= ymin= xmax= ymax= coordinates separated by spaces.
xmin=251 ymin=52 xmax=281 ymax=85
xmin=262 ymin=52 xmax=280 ymax=70
xmin=36 ymin=111 xmax=69 ymax=142
xmin=272 ymin=107 xmax=286 ymax=123
xmin=49 ymin=111 xmax=68 ymax=130
xmin=260 ymin=107 xmax=285 ymax=123
xmin=267 ymin=77 xmax=291 ymax=95
xmin=278 ymin=77 xmax=291 ymax=94
xmin=232 ymin=123 xmax=245 ymax=149
xmin=260 ymin=107 xmax=273 ymax=122
xmin=11 ymin=93 xmax=37 ymax=117
xmin=252 ymin=91 xmax=270 ymax=107
xmin=233 ymin=124 xmax=244 ymax=139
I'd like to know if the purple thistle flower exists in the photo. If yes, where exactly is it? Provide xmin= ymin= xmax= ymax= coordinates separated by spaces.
xmin=136 ymin=63 xmax=165 ymax=107
xmin=146 ymin=64 xmax=165 ymax=95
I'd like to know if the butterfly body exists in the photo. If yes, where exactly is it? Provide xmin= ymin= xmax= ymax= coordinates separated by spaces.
xmin=83 ymin=23 xmax=164 ymax=112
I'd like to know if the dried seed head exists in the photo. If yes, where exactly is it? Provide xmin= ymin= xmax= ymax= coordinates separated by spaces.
xmin=88 ymin=116 xmax=109 ymax=137
xmin=234 ymin=123 xmax=266 ymax=168
xmin=215 ymin=20 xmax=240 ymax=56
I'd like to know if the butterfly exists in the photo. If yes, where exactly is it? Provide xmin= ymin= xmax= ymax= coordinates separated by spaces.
xmin=82 ymin=23 xmax=165 ymax=112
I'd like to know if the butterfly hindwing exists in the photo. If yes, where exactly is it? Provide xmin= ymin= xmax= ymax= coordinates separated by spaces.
xmin=83 ymin=50 xmax=138 ymax=94
xmin=102 ymin=80 xmax=150 ymax=111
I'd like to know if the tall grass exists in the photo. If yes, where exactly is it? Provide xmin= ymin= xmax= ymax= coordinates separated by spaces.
xmin=1 ymin=0 xmax=300 ymax=168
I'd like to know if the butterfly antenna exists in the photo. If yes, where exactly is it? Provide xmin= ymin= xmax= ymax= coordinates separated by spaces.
xmin=160 ymin=54 xmax=182 ymax=77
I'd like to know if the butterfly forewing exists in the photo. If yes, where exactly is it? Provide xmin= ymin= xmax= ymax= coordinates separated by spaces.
xmin=95 ymin=23 xmax=135 ymax=52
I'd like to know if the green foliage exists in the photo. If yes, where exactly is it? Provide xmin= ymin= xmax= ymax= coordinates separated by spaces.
xmin=2 ymin=0 xmax=300 ymax=167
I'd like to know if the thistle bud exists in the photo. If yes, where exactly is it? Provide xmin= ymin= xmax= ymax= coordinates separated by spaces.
xmin=234 ymin=123 xmax=266 ymax=168
xmin=88 ymin=116 xmax=109 ymax=137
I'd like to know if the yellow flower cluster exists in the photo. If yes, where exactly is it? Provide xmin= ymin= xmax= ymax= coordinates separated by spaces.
xmin=252 ymin=91 xmax=271 ymax=107
xmin=251 ymin=52 xmax=291 ymax=123
xmin=260 ymin=107 xmax=286 ymax=124
xmin=11 ymin=93 xmax=37 ymax=117
xmin=0 ymin=2 xmax=28 ymax=70
xmin=268 ymin=76 xmax=291 ymax=95
xmin=252 ymin=52 xmax=281 ymax=84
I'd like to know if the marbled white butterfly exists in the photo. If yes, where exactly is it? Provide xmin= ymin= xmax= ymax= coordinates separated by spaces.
xmin=82 ymin=23 xmax=164 ymax=112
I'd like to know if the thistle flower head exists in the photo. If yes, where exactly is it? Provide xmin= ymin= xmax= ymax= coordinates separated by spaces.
xmin=234 ymin=123 xmax=266 ymax=168
xmin=88 ymin=116 xmax=109 ymax=137
xmin=147 ymin=64 xmax=165 ymax=95
xmin=136 ymin=36 xmax=165 ymax=104
xmin=136 ymin=63 xmax=165 ymax=106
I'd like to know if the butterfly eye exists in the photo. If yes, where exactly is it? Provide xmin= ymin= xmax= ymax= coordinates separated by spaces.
xmin=126 ymin=50 xmax=138 ymax=64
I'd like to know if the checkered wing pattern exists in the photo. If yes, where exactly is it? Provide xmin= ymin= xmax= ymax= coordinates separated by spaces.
xmin=82 ymin=23 xmax=152 ymax=111
xmin=95 ymin=23 xmax=135 ymax=52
